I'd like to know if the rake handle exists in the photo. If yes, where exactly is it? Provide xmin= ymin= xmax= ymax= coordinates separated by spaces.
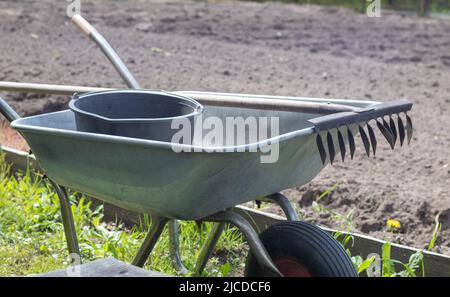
xmin=70 ymin=14 xmax=141 ymax=89
xmin=186 ymin=93 xmax=358 ymax=114
xmin=0 ymin=82 xmax=360 ymax=115
xmin=71 ymin=14 xmax=96 ymax=36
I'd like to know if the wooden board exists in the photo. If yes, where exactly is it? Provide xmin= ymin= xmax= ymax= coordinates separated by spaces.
xmin=1 ymin=146 xmax=40 ymax=173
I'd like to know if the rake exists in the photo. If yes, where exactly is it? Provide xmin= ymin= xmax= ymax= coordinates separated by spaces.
xmin=309 ymin=99 xmax=413 ymax=165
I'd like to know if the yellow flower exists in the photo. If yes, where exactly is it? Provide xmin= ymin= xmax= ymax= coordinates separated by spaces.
xmin=386 ymin=219 xmax=401 ymax=229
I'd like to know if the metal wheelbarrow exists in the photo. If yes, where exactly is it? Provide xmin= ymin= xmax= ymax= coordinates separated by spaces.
xmin=0 ymin=86 xmax=413 ymax=277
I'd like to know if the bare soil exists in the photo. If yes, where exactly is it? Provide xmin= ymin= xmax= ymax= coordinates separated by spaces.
xmin=0 ymin=0 xmax=449 ymax=254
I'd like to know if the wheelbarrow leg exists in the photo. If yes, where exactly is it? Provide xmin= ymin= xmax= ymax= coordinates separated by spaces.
xmin=48 ymin=180 xmax=80 ymax=263
xmin=264 ymin=193 xmax=299 ymax=221
xmin=195 ymin=222 xmax=226 ymax=274
xmin=207 ymin=210 xmax=282 ymax=277
xmin=168 ymin=220 xmax=189 ymax=274
xmin=197 ymin=194 xmax=298 ymax=274
xmin=132 ymin=216 xmax=169 ymax=267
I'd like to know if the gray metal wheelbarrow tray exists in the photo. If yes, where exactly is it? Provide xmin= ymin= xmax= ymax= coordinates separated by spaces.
xmin=11 ymin=93 xmax=374 ymax=221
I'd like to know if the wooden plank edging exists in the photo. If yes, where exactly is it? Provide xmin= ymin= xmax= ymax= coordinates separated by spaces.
xmin=234 ymin=206 xmax=450 ymax=277
xmin=1 ymin=146 xmax=40 ymax=172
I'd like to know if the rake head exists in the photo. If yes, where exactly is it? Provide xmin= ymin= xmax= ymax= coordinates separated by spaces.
xmin=309 ymin=99 xmax=413 ymax=165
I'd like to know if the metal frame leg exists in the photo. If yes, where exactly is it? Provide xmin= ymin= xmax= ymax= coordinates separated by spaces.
xmin=195 ymin=222 xmax=226 ymax=274
xmin=207 ymin=210 xmax=282 ymax=277
xmin=264 ymin=193 xmax=299 ymax=221
xmin=48 ymin=180 xmax=80 ymax=263
xmin=196 ymin=193 xmax=297 ymax=274
xmin=132 ymin=216 xmax=169 ymax=267
xmin=168 ymin=220 xmax=189 ymax=274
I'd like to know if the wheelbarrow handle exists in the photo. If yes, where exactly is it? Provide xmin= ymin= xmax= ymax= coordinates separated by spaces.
xmin=0 ymin=96 xmax=20 ymax=123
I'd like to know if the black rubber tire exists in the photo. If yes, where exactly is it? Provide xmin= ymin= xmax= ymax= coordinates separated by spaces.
xmin=245 ymin=221 xmax=358 ymax=277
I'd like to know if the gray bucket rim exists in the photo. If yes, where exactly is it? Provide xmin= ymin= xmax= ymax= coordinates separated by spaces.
xmin=68 ymin=89 xmax=204 ymax=123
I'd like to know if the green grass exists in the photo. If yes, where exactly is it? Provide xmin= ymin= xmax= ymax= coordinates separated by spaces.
xmin=0 ymin=153 xmax=245 ymax=276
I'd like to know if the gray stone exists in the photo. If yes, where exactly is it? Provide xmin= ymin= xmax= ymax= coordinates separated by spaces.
xmin=33 ymin=258 xmax=167 ymax=277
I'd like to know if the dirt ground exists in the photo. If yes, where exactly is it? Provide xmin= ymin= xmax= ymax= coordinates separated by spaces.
xmin=0 ymin=0 xmax=449 ymax=254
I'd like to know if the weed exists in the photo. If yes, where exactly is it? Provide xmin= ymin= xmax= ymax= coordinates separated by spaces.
xmin=428 ymin=213 xmax=442 ymax=251
xmin=314 ymin=183 xmax=430 ymax=277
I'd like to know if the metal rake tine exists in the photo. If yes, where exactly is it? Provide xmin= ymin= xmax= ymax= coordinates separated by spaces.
xmin=383 ymin=117 xmax=395 ymax=149
xmin=316 ymin=134 xmax=327 ymax=165
xmin=347 ymin=126 xmax=356 ymax=160
xmin=337 ymin=129 xmax=346 ymax=162
xmin=389 ymin=116 xmax=397 ymax=147
xmin=382 ymin=117 xmax=393 ymax=136
xmin=376 ymin=119 xmax=395 ymax=149
xmin=406 ymin=113 xmax=413 ymax=145
xmin=397 ymin=114 xmax=406 ymax=146
xmin=359 ymin=125 xmax=371 ymax=157
xmin=327 ymin=131 xmax=335 ymax=165
xmin=367 ymin=123 xmax=377 ymax=156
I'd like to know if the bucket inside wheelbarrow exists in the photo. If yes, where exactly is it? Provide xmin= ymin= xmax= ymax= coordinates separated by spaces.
xmin=69 ymin=90 xmax=203 ymax=142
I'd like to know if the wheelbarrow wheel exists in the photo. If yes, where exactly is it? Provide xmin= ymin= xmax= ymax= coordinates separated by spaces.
xmin=244 ymin=221 xmax=357 ymax=277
